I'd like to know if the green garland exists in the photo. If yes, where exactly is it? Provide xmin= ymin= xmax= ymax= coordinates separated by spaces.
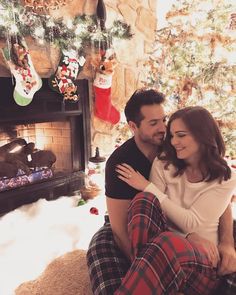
xmin=0 ymin=0 xmax=133 ymax=52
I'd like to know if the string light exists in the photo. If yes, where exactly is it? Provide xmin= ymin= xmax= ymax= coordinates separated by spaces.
xmin=0 ymin=1 xmax=132 ymax=51
xmin=10 ymin=24 xmax=18 ymax=34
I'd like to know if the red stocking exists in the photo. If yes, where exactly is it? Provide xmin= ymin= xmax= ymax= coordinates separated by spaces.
xmin=93 ymin=72 xmax=120 ymax=124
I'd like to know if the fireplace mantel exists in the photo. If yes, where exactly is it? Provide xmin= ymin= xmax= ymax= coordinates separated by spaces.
xmin=0 ymin=78 xmax=90 ymax=123
xmin=0 ymin=77 xmax=91 ymax=215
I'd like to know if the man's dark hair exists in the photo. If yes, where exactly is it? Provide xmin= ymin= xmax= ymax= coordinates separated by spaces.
xmin=124 ymin=87 xmax=165 ymax=126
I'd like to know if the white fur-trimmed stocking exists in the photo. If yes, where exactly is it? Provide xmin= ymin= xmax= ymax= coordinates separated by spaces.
xmin=93 ymin=72 xmax=120 ymax=124
xmin=1 ymin=36 xmax=42 ymax=106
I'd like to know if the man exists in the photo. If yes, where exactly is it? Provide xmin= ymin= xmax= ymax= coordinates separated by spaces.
xmin=87 ymin=87 xmax=236 ymax=294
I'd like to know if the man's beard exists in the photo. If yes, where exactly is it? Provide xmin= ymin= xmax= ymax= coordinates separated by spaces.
xmin=141 ymin=132 xmax=165 ymax=146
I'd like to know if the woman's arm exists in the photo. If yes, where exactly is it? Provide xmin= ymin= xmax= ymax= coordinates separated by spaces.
xmin=116 ymin=163 xmax=236 ymax=234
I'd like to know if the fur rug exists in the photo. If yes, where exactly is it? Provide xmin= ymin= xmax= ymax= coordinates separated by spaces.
xmin=15 ymin=250 xmax=93 ymax=295
xmin=0 ymin=195 xmax=105 ymax=294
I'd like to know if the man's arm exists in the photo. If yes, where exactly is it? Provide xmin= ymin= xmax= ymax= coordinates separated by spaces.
xmin=217 ymin=203 xmax=236 ymax=275
xmin=106 ymin=197 xmax=131 ymax=260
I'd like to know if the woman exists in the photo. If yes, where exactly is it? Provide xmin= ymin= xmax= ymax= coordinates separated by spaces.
xmin=115 ymin=106 xmax=236 ymax=294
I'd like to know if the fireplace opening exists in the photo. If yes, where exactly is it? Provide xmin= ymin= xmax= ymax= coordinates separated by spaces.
xmin=1 ymin=120 xmax=73 ymax=173
xmin=0 ymin=78 xmax=91 ymax=215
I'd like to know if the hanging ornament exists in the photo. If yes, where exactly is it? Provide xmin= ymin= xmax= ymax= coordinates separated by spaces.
xmin=19 ymin=9 xmax=38 ymax=27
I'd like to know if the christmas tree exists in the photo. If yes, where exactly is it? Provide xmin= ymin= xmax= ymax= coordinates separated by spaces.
xmin=143 ymin=0 xmax=236 ymax=157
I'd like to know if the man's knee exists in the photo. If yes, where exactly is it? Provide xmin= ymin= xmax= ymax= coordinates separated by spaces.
xmin=152 ymin=232 xmax=194 ymax=258
xmin=133 ymin=191 xmax=156 ymax=202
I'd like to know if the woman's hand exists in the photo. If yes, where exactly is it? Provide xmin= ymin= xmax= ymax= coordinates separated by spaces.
xmin=186 ymin=232 xmax=220 ymax=268
xmin=116 ymin=163 xmax=150 ymax=191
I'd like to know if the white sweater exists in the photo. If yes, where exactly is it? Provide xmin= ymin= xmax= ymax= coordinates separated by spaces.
xmin=145 ymin=158 xmax=236 ymax=245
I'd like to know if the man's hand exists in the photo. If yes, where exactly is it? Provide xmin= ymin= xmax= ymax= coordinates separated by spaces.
xmin=186 ymin=232 xmax=220 ymax=268
xmin=217 ymin=204 xmax=236 ymax=275
xmin=217 ymin=242 xmax=236 ymax=275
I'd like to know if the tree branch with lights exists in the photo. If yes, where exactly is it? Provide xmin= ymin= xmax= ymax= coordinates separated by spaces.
xmin=143 ymin=0 xmax=236 ymax=157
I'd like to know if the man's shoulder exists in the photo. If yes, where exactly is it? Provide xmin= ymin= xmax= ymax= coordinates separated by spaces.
xmin=105 ymin=138 xmax=141 ymax=200
xmin=107 ymin=138 xmax=136 ymax=162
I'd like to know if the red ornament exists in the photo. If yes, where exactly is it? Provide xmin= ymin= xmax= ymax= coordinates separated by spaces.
xmin=90 ymin=207 xmax=99 ymax=215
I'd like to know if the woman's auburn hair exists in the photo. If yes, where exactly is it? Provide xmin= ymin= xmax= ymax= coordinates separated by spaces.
xmin=161 ymin=106 xmax=231 ymax=182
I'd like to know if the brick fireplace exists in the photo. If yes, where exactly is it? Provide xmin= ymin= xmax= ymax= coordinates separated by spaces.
xmin=0 ymin=121 xmax=73 ymax=172
xmin=0 ymin=77 xmax=91 ymax=215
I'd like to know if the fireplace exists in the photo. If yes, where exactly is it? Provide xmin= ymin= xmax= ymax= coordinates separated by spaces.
xmin=0 ymin=77 xmax=91 ymax=215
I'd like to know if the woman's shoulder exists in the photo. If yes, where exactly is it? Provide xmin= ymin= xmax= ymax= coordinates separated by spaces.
xmin=229 ymin=168 xmax=236 ymax=184
xmin=153 ymin=157 xmax=166 ymax=167
xmin=154 ymin=156 xmax=171 ymax=166
xmin=152 ymin=157 xmax=175 ymax=174
xmin=216 ymin=168 xmax=236 ymax=192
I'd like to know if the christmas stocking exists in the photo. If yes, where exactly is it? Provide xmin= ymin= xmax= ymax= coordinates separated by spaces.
xmin=1 ymin=37 xmax=42 ymax=106
xmin=49 ymin=50 xmax=86 ymax=102
xmin=93 ymin=73 xmax=120 ymax=124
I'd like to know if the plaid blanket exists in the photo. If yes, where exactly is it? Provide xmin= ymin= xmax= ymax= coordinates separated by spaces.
xmin=87 ymin=194 xmax=236 ymax=294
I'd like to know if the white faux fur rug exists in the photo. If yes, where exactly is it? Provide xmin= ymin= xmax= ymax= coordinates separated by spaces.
xmin=0 ymin=195 xmax=105 ymax=294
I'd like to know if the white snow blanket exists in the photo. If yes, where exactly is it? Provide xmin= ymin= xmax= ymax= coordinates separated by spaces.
xmin=0 ymin=195 xmax=106 ymax=295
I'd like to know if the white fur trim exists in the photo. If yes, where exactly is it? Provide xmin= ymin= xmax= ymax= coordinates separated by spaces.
xmin=93 ymin=73 xmax=112 ymax=89
xmin=78 ymin=56 xmax=86 ymax=66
